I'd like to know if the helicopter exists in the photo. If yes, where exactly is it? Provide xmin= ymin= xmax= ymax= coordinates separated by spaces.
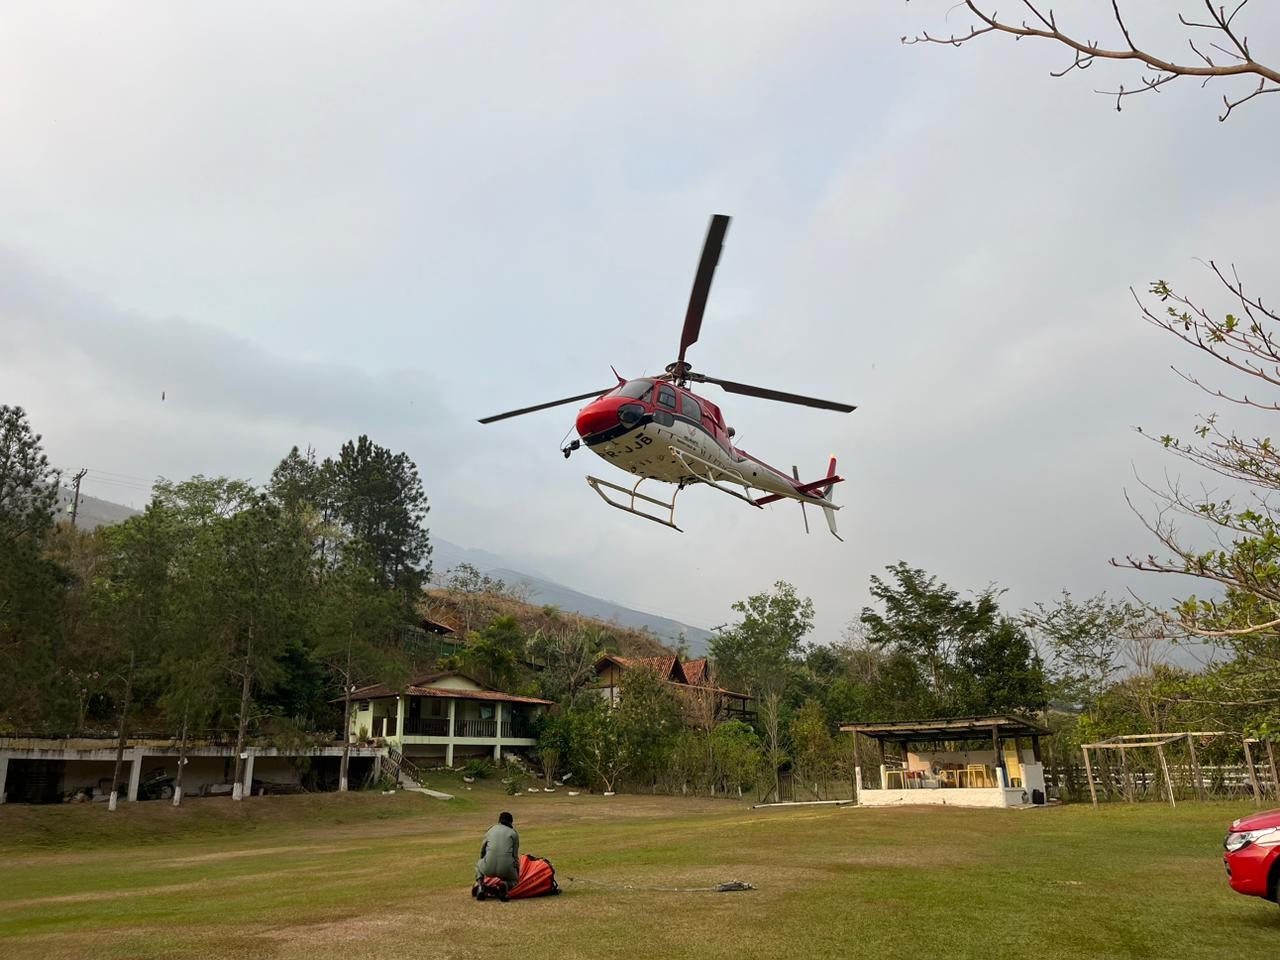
xmin=479 ymin=214 xmax=856 ymax=538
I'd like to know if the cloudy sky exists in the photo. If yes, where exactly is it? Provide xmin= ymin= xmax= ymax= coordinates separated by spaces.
xmin=4 ymin=2 xmax=1278 ymax=643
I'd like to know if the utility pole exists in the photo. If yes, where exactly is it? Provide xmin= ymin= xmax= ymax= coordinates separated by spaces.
xmin=70 ymin=468 xmax=87 ymax=528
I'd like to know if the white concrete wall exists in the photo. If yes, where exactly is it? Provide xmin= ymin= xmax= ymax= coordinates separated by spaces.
xmin=858 ymin=787 xmax=1018 ymax=808
xmin=433 ymin=676 xmax=483 ymax=691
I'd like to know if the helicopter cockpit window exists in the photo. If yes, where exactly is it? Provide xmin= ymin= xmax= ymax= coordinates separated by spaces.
xmin=680 ymin=394 xmax=702 ymax=423
xmin=657 ymin=385 xmax=677 ymax=409
xmin=615 ymin=379 xmax=655 ymax=401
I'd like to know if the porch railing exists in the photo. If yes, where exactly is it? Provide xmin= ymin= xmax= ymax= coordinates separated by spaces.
xmin=454 ymin=719 xmax=498 ymax=738
xmin=402 ymin=717 xmax=450 ymax=736
xmin=378 ymin=714 xmax=536 ymax=740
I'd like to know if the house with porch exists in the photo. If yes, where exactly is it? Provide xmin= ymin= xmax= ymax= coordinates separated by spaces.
xmin=842 ymin=714 xmax=1051 ymax=809
xmin=593 ymin=655 xmax=754 ymax=723
xmin=348 ymin=672 xmax=551 ymax=767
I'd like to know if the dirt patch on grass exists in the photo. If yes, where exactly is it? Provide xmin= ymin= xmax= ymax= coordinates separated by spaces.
xmin=257 ymin=912 xmax=420 ymax=945
xmin=159 ymin=844 xmax=361 ymax=866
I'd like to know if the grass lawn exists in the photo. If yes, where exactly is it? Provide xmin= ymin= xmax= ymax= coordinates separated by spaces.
xmin=1 ymin=775 xmax=1276 ymax=960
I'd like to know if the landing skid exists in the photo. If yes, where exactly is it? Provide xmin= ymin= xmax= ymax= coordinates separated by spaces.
xmin=586 ymin=446 xmax=773 ymax=532
xmin=668 ymin=446 xmax=764 ymax=508
xmin=586 ymin=475 xmax=683 ymax=532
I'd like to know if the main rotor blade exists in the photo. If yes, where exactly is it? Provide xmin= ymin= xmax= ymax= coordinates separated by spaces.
xmin=676 ymin=214 xmax=731 ymax=368
xmin=690 ymin=373 xmax=856 ymax=413
xmin=478 ymin=387 xmax=615 ymax=424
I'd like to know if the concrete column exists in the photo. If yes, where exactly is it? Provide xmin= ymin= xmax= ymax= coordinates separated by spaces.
xmin=395 ymin=696 xmax=405 ymax=742
xmin=995 ymin=766 xmax=1007 ymax=789
xmin=242 ymin=748 xmax=256 ymax=797
xmin=445 ymin=700 xmax=456 ymax=767
xmin=126 ymin=747 xmax=144 ymax=802
xmin=493 ymin=703 xmax=503 ymax=761
xmin=878 ymin=764 xmax=888 ymax=789
xmin=854 ymin=766 xmax=863 ymax=804
xmin=0 ymin=753 xmax=9 ymax=803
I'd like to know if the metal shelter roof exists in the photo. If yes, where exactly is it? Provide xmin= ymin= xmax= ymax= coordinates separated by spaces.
xmin=840 ymin=714 xmax=1051 ymax=743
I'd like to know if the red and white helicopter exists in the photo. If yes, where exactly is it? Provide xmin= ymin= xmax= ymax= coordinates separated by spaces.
xmin=479 ymin=215 xmax=856 ymax=538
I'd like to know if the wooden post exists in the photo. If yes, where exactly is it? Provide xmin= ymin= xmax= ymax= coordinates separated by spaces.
xmin=1082 ymin=746 xmax=1098 ymax=809
xmin=1031 ymin=735 xmax=1042 ymax=763
xmin=1119 ymin=745 xmax=1134 ymax=803
xmin=1267 ymin=741 xmax=1279 ymax=800
xmin=991 ymin=726 xmax=1004 ymax=786
xmin=1244 ymin=738 xmax=1263 ymax=806
xmin=1156 ymin=743 xmax=1176 ymax=808
xmin=1187 ymin=734 xmax=1206 ymax=802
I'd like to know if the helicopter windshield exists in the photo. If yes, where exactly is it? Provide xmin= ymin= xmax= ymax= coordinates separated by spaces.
xmin=614 ymin=378 xmax=655 ymax=400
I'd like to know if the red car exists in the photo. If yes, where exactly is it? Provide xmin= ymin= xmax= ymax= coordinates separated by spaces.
xmin=1224 ymin=808 xmax=1280 ymax=905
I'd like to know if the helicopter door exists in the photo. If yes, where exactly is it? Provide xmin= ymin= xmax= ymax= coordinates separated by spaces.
xmin=654 ymin=384 xmax=677 ymax=427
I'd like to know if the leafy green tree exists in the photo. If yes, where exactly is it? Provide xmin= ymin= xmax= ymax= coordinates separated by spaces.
xmin=313 ymin=552 xmax=405 ymax=790
xmin=710 ymin=720 xmax=763 ymax=798
xmin=0 ymin=405 xmax=65 ymax=727
xmin=954 ymin=618 xmax=1047 ymax=716
xmin=790 ymin=698 xmax=836 ymax=799
xmin=325 ymin=436 xmax=431 ymax=595
xmin=613 ymin=665 xmax=681 ymax=788
xmin=568 ymin=701 xmax=628 ymax=793
xmin=94 ymin=506 xmax=180 ymax=808
xmin=1026 ymin=592 xmax=1140 ymax=718
xmin=195 ymin=495 xmax=312 ymax=799
xmin=860 ymin=563 xmax=1045 ymax=716
xmin=710 ymin=581 xmax=814 ymax=698
xmin=451 ymin=615 xmax=522 ymax=690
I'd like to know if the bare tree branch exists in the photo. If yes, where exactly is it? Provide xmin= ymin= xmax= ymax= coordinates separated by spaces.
xmin=906 ymin=1 xmax=1280 ymax=120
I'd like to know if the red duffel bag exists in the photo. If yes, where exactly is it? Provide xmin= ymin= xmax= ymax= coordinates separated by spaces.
xmin=473 ymin=854 xmax=560 ymax=901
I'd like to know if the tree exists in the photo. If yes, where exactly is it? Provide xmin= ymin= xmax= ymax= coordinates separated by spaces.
xmin=527 ymin=626 xmax=604 ymax=704
xmin=861 ymin=563 xmax=1046 ymax=716
xmin=953 ymin=617 xmax=1047 ymax=716
xmin=710 ymin=720 xmax=763 ymax=798
xmin=451 ymin=615 xmax=522 ymax=691
xmin=313 ymin=552 xmax=404 ymax=791
xmin=0 ymin=404 xmax=59 ymax=543
xmin=907 ymin=1 xmax=1280 ymax=122
xmin=759 ymin=692 xmax=787 ymax=802
xmin=790 ymin=698 xmax=836 ymax=800
xmin=1026 ymin=592 xmax=1142 ymax=718
xmin=93 ymin=506 xmax=180 ymax=809
xmin=710 ymin=581 xmax=814 ymax=698
xmin=569 ymin=702 xmax=629 ymax=793
xmin=197 ymin=495 xmax=312 ymax=799
xmin=325 ymin=436 xmax=431 ymax=595
xmin=0 ymin=405 xmax=65 ymax=727
xmin=909 ymin=3 xmax=1280 ymax=730
xmin=612 ymin=665 xmax=681 ymax=788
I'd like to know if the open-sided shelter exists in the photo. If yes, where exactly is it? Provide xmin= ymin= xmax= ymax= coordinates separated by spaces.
xmin=842 ymin=714 xmax=1050 ymax=808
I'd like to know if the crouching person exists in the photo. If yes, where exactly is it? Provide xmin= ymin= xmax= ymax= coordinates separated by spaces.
xmin=475 ymin=811 xmax=519 ymax=892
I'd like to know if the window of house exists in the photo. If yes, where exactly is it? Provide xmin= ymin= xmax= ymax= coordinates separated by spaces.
xmin=480 ymin=704 xmax=495 ymax=720
xmin=428 ymin=699 xmax=444 ymax=717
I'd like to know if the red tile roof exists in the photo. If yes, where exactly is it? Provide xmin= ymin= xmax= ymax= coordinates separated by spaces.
xmin=345 ymin=671 xmax=551 ymax=706
xmin=682 ymin=658 xmax=709 ymax=686
xmin=596 ymin=654 xmax=687 ymax=684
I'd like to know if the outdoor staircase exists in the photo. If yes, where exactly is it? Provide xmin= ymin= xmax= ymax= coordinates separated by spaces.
xmin=389 ymin=749 xmax=453 ymax=800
